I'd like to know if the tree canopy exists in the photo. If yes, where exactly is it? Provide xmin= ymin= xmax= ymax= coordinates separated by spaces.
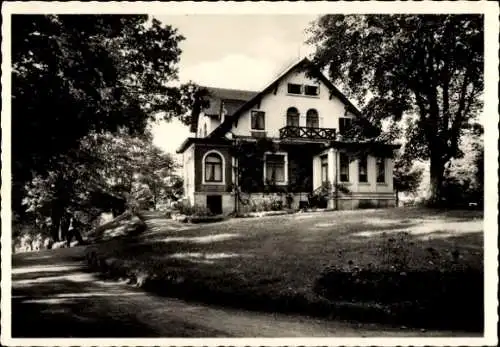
xmin=11 ymin=15 xmax=189 ymax=211
xmin=12 ymin=15 xmax=194 ymax=243
xmin=21 ymin=131 xmax=179 ymax=241
xmin=308 ymin=14 xmax=483 ymax=203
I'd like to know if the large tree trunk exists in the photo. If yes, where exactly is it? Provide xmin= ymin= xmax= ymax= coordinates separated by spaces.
xmin=59 ymin=211 xmax=70 ymax=242
xmin=429 ymin=155 xmax=445 ymax=206
xmin=50 ymin=204 xmax=63 ymax=242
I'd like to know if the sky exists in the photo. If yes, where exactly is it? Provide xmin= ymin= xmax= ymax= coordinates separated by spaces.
xmin=149 ymin=15 xmax=319 ymax=156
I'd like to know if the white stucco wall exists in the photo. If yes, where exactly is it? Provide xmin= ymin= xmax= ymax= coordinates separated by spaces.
xmin=182 ymin=144 xmax=195 ymax=204
xmin=229 ymin=70 xmax=356 ymax=138
xmin=198 ymin=66 xmax=395 ymax=199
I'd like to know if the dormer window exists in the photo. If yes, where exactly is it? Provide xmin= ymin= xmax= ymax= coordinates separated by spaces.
xmin=287 ymin=83 xmax=320 ymax=97
xmin=287 ymin=83 xmax=302 ymax=95
xmin=304 ymin=85 xmax=319 ymax=96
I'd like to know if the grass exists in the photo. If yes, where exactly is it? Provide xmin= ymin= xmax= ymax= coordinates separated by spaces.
xmin=86 ymin=207 xmax=484 ymax=331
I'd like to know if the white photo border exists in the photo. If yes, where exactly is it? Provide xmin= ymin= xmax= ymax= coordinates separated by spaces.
xmin=2 ymin=1 xmax=498 ymax=346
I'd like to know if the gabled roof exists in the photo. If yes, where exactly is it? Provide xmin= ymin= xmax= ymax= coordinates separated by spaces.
xmin=176 ymin=137 xmax=232 ymax=154
xmin=208 ymin=57 xmax=363 ymax=138
xmin=189 ymin=86 xmax=257 ymax=132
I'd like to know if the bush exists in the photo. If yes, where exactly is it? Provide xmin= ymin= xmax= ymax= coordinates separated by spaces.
xmin=308 ymin=194 xmax=328 ymax=209
xmin=270 ymin=198 xmax=283 ymax=211
xmin=176 ymin=202 xmax=213 ymax=217
xmin=250 ymin=198 xmax=285 ymax=212
xmin=192 ymin=205 xmax=213 ymax=217
xmin=314 ymin=267 xmax=483 ymax=330
xmin=308 ymin=182 xmax=330 ymax=209
xmin=252 ymin=200 xmax=269 ymax=212
xmin=314 ymin=232 xmax=483 ymax=330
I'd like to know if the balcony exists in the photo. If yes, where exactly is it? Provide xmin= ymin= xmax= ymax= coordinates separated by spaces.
xmin=279 ymin=126 xmax=336 ymax=141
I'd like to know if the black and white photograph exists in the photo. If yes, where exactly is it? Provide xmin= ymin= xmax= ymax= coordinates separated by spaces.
xmin=1 ymin=2 xmax=498 ymax=346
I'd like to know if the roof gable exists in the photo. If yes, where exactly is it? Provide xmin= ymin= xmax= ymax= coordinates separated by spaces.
xmin=208 ymin=57 xmax=363 ymax=138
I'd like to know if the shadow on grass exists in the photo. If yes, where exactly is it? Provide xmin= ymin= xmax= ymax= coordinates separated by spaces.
xmin=84 ymin=208 xmax=484 ymax=333
xmin=314 ymin=231 xmax=484 ymax=332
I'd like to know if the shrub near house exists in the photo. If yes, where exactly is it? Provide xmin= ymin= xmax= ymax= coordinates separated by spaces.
xmin=177 ymin=58 xmax=400 ymax=214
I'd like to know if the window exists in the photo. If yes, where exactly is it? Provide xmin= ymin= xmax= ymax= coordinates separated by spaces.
xmin=203 ymin=124 xmax=207 ymax=137
xmin=251 ymin=110 xmax=265 ymax=130
xmin=306 ymin=109 xmax=319 ymax=128
xmin=286 ymin=107 xmax=300 ymax=127
xmin=304 ymin=85 xmax=319 ymax=96
xmin=376 ymin=158 xmax=386 ymax=183
xmin=358 ymin=155 xmax=368 ymax=183
xmin=339 ymin=153 xmax=350 ymax=182
xmin=320 ymin=155 xmax=328 ymax=183
xmin=265 ymin=154 xmax=286 ymax=183
xmin=287 ymin=83 xmax=302 ymax=94
xmin=204 ymin=153 xmax=223 ymax=183
xmin=339 ymin=117 xmax=353 ymax=134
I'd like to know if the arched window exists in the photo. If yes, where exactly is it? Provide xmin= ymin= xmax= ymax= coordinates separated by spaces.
xmin=306 ymin=109 xmax=319 ymax=128
xmin=204 ymin=152 xmax=224 ymax=183
xmin=286 ymin=107 xmax=300 ymax=127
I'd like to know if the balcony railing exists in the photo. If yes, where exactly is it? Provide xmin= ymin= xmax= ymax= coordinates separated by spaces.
xmin=279 ymin=126 xmax=336 ymax=141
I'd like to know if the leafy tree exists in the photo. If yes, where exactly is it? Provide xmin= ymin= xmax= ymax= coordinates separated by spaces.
xmin=170 ymin=82 xmax=212 ymax=126
xmin=393 ymin=155 xmax=424 ymax=206
xmin=441 ymin=126 xmax=484 ymax=206
xmin=308 ymin=14 xmax=483 ymax=205
xmin=21 ymin=132 xmax=177 ymax=241
xmin=131 ymin=145 xmax=178 ymax=209
xmin=12 ymin=14 xmax=185 ymax=218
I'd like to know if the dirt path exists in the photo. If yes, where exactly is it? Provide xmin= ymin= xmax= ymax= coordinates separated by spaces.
xmin=10 ymin=246 xmax=473 ymax=338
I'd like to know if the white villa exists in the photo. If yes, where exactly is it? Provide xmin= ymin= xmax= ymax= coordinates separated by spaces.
xmin=177 ymin=58 xmax=400 ymax=214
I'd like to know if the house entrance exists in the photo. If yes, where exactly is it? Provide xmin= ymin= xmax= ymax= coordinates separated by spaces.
xmin=206 ymin=195 xmax=223 ymax=215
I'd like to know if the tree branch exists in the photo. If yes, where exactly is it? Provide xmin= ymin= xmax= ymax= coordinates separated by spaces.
xmin=444 ymin=68 xmax=472 ymax=161
xmin=441 ymin=59 xmax=451 ymax=139
xmin=445 ymin=79 xmax=477 ymax=163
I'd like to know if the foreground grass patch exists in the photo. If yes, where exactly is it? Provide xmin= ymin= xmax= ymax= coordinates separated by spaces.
xmin=86 ymin=208 xmax=483 ymax=331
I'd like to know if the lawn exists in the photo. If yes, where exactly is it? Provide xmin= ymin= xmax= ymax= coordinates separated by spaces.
xmin=87 ymin=207 xmax=484 ymax=331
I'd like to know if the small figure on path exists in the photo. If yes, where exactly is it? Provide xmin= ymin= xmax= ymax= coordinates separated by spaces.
xmin=65 ymin=211 xmax=84 ymax=247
